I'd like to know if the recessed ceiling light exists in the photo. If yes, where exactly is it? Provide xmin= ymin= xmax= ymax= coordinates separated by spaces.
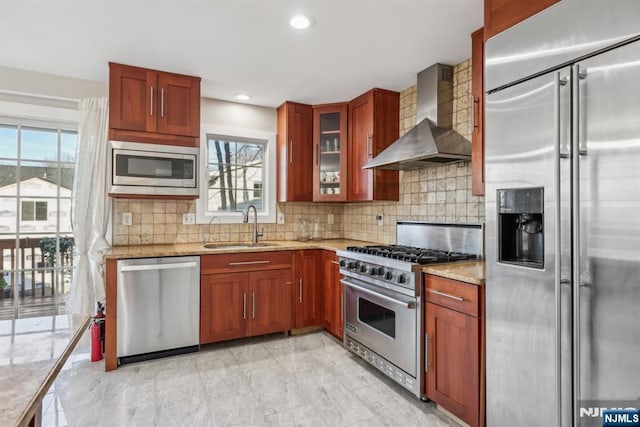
xmin=234 ymin=94 xmax=252 ymax=101
xmin=290 ymin=15 xmax=311 ymax=29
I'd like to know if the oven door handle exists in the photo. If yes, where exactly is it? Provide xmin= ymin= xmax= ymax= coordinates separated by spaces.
xmin=340 ymin=279 xmax=415 ymax=309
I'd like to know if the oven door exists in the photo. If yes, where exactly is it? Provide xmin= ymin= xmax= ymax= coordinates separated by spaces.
xmin=113 ymin=148 xmax=196 ymax=188
xmin=341 ymin=277 xmax=417 ymax=377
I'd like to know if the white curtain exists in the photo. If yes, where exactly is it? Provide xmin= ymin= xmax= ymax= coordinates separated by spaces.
xmin=68 ymin=97 xmax=111 ymax=315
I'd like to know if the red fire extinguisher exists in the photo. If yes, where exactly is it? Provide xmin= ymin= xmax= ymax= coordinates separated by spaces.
xmin=91 ymin=302 xmax=105 ymax=362
xmin=90 ymin=319 xmax=102 ymax=362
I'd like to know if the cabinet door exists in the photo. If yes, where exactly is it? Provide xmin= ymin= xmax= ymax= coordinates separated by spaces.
xmin=313 ymin=104 xmax=348 ymax=201
xmin=247 ymin=269 xmax=293 ymax=336
xmin=322 ymin=251 xmax=343 ymax=339
xmin=200 ymin=272 xmax=247 ymax=344
xmin=109 ymin=63 xmax=157 ymax=133
xmin=277 ymin=102 xmax=313 ymax=202
xmin=157 ymin=72 xmax=201 ymax=137
xmin=471 ymin=27 xmax=485 ymax=196
xmin=426 ymin=302 xmax=480 ymax=427
xmin=294 ymin=250 xmax=323 ymax=328
xmin=348 ymin=89 xmax=399 ymax=201
xmin=348 ymin=92 xmax=374 ymax=201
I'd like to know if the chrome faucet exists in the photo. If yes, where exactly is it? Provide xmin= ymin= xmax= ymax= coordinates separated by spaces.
xmin=242 ymin=204 xmax=263 ymax=245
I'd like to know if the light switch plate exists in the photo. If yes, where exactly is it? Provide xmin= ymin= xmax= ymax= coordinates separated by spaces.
xmin=277 ymin=212 xmax=285 ymax=224
xmin=376 ymin=214 xmax=384 ymax=226
xmin=327 ymin=213 xmax=334 ymax=225
xmin=122 ymin=212 xmax=132 ymax=226
xmin=183 ymin=213 xmax=196 ymax=225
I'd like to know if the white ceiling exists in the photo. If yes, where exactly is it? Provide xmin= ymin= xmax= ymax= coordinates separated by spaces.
xmin=1 ymin=0 xmax=483 ymax=108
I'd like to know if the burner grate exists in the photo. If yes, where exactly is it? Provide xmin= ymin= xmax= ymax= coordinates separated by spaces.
xmin=346 ymin=245 xmax=478 ymax=264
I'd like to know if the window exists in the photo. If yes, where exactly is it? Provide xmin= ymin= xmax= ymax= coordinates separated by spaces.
xmin=21 ymin=201 xmax=48 ymax=221
xmin=197 ymin=126 xmax=276 ymax=224
xmin=205 ymin=136 xmax=264 ymax=212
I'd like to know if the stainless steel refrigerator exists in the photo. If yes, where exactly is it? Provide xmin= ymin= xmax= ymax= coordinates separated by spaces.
xmin=484 ymin=1 xmax=640 ymax=426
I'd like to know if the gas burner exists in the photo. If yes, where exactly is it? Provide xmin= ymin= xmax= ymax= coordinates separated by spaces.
xmin=345 ymin=245 xmax=478 ymax=265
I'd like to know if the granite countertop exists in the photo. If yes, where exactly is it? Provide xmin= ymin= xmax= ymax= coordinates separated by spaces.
xmin=104 ymin=239 xmax=378 ymax=260
xmin=422 ymin=261 xmax=485 ymax=286
xmin=0 ymin=314 xmax=90 ymax=427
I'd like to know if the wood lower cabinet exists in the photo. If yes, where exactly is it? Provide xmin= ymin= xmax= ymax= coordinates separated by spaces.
xmin=484 ymin=0 xmax=560 ymax=40
xmin=425 ymin=274 xmax=483 ymax=427
xmin=277 ymin=101 xmax=313 ymax=202
xmin=109 ymin=62 xmax=200 ymax=146
xmin=471 ymin=27 xmax=485 ymax=197
xmin=200 ymin=272 xmax=247 ymax=343
xmin=200 ymin=252 xmax=294 ymax=345
xmin=294 ymin=250 xmax=324 ymax=329
xmin=348 ymin=89 xmax=400 ymax=201
xmin=322 ymin=250 xmax=343 ymax=339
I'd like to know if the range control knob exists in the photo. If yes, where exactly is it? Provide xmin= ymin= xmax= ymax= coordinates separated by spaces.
xmin=348 ymin=261 xmax=357 ymax=270
xmin=384 ymin=270 xmax=395 ymax=281
xmin=370 ymin=267 xmax=382 ymax=276
xmin=397 ymin=273 xmax=408 ymax=284
xmin=360 ymin=263 xmax=369 ymax=273
xmin=339 ymin=259 xmax=347 ymax=267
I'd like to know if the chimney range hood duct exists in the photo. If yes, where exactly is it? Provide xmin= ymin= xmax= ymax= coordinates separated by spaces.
xmin=364 ymin=63 xmax=471 ymax=170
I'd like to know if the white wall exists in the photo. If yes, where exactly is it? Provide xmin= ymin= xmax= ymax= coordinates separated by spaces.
xmin=201 ymin=97 xmax=276 ymax=133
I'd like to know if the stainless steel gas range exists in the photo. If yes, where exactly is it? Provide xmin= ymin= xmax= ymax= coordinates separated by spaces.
xmin=337 ymin=222 xmax=483 ymax=398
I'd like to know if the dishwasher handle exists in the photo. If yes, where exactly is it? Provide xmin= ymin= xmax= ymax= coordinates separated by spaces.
xmin=120 ymin=261 xmax=198 ymax=272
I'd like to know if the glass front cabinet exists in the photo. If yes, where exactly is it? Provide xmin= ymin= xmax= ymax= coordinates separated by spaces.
xmin=313 ymin=104 xmax=348 ymax=201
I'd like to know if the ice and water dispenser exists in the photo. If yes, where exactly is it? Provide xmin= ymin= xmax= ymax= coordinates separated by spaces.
xmin=498 ymin=188 xmax=544 ymax=269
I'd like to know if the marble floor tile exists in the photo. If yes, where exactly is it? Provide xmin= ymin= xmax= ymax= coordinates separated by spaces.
xmin=45 ymin=331 xmax=462 ymax=427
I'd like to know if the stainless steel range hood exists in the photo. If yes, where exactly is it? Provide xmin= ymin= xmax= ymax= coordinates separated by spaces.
xmin=364 ymin=64 xmax=471 ymax=170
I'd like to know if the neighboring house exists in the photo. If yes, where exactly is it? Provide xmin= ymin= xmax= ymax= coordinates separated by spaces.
xmin=0 ymin=177 xmax=72 ymax=235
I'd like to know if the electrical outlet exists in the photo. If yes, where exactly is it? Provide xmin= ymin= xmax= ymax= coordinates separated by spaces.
xmin=277 ymin=212 xmax=285 ymax=224
xmin=327 ymin=213 xmax=334 ymax=225
xmin=183 ymin=213 xmax=196 ymax=225
xmin=376 ymin=214 xmax=384 ymax=226
xmin=122 ymin=212 xmax=132 ymax=226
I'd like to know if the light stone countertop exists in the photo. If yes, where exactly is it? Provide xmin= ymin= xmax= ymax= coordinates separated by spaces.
xmin=422 ymin=261 xmax=485 ymax=286
xmin=0 ymin=314 xmax=90 ymax=427
xmin=104 ymin=239 xmax=378 ymax=260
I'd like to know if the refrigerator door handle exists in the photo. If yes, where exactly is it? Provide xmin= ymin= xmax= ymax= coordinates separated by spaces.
xmin=577 ymin=70 xmax=588 ymax=156
xmin=572 ymin=65 xmax=583 ymax=427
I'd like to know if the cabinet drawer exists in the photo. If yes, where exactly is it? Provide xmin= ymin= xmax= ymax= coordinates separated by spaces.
xmin=424 ymin=274 xmax=480 ymax=317
xmin=201 ymin=251 xmax=293 ymax=274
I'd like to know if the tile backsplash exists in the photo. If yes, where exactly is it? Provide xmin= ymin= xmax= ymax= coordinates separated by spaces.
xmin=112 ymin=59 xmax=485 ymax=246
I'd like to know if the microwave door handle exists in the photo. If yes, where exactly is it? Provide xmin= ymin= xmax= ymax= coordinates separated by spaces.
xmin=339 ymin=279 xmax=415 ymax=309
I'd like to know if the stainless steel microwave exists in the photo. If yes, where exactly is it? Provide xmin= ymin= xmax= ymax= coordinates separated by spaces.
xmin=109 ymin=141 xmax=198 ymax=196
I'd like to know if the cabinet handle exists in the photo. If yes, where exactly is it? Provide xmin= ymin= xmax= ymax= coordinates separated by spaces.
xmin=160 ymin=88 xmax=165 ymax=118
xmin=289 ymin=140 xmax=293 ymax=163
xmin=425 ymin=333 xmax=434 ymax=371
xmin=340 ymin=293 xmax=344 ymax=322
xmin=228 ymin=260 xmax=270 ymax=266
xmin=427 ymin=288 xmax=464 ymax=302
xmin=243 ymin=292 xmax=247 ymax=319
xmin=472 ymin=96 xmax=479 ymax=129
xmin=316 ymin=143 xmax=320 ymax=165
xmin=252 ymin=292 xmax=256 ymax=319
xmin=299 ymin=278 xmax=303 ymax=303
xmin=366 ymin=133 xmax=373 ymax=159
xmin=150 ymin=86 xmax=154 ymax=116
xmin=330 ymin=260 xmax=339 ymax=265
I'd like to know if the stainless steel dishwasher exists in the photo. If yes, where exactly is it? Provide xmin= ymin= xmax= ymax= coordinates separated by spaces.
xmin=116 ymin=256 xmax=200 ymax=364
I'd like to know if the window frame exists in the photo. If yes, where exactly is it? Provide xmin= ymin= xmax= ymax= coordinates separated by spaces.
xmin=196 ymin=125 xmax=276 ymax=224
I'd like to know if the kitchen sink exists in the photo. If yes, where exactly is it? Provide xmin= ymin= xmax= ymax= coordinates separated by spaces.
xmin=203 ymin=242 xmax=279 ymax=250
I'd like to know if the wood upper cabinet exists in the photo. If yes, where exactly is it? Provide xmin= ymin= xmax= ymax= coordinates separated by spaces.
xmin=471 ymin=27 xmax=485 ymax=196
xmin=294 ymin=250 xmax=324 ymax=329
xmin=484 ymin=0 xmax=560 ymax=39
xmin=322 ymin=250 xmax=343 ymax=339
xmin=425 ymin=274 xmax=483 ymax=427
xmin=313 ymin=103 xmax=348 ymax=202
xmin=277 ymin=101 xmax=313 ymax=202
xmin=109 ymin=62 xmax=200 ymax=146
xmin=348 ymin=89 xmax=400 ymax=201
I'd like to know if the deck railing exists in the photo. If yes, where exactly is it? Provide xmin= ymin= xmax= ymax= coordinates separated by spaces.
xmin=0 ymin=237 xmax=74 ymax=319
